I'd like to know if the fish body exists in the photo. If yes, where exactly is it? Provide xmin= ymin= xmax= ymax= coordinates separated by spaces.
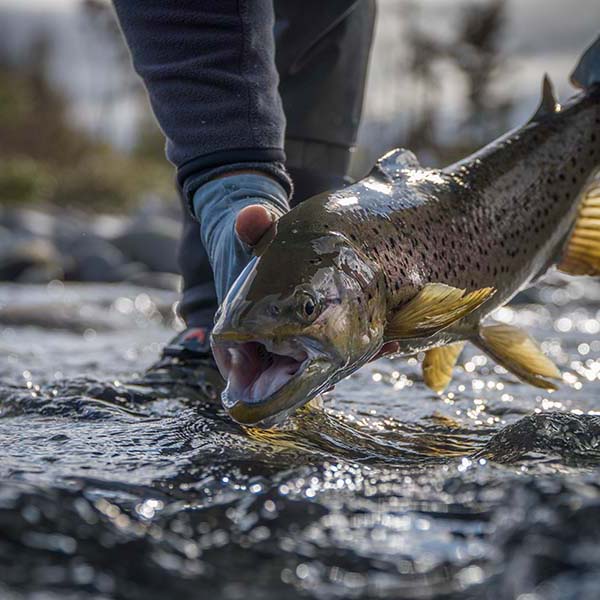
xmin=212 ymin=38 xmax=600 ymax=427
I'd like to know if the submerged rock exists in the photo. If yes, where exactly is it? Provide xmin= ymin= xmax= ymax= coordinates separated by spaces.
xmin=478 ymin=412 xmax=600 ymax=464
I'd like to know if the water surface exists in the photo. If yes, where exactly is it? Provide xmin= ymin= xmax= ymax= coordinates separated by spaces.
xmin=1 ymin=276 xmax=600 ymax=599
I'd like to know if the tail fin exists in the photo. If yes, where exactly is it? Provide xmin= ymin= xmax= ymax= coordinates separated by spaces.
xmin=571 ymin=35 xmax=600 ymax=90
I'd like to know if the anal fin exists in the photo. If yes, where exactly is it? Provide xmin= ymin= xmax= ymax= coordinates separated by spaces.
xmin=423 ymin=342 xmax=465 ymax=393
xmin=559 ymin=175 xmax=600 ymax=275
xmin=476 ymin=324 xmax=561 ymax=390
xmin=385 ymin=283 xmax=495 ymax=340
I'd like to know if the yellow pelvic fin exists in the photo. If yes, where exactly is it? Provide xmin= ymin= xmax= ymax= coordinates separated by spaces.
xmin=385 ymin=283 xmax=495 ymax=340
xmin=422 ymin=342 xmax=465 ymax=393
xmin=476 ymin=324 xmax=561 ymax=390
xmin=306 ymin=395 xmax=324 ymax=410
xmin=559 ymin=176 xmax=600 ymax=275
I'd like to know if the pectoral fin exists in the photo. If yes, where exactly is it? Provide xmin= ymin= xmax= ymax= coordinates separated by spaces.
xmin=558 ymin=176 xmax=600 ymax=275
xmin=476 ymin=324 xmax=561 ymax=390
xmin=386 ymin=284 xmax=495 ymax=339
xmin=423 ymin=342 xmax=465 ymax=393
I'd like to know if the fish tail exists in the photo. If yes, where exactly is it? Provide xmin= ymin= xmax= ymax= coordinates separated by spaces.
xmin=571 ymin=35 xmax=600 ymax=91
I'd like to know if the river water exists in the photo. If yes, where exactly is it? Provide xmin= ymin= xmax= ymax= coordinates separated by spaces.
xmin=1 ymin=275 xmax=600 ymax=599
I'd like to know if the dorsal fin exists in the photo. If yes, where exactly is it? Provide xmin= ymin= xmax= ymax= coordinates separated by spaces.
xmin=373 ymin=148 xmax=421 ymax=180
xmin=530 ymin=74 xmax=560 ymax=121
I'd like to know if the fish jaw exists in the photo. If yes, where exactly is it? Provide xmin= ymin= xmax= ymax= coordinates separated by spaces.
xmin=209 ymin=208 xmax=387 ymax=427
xmin=211 ymin=333 xmax=340 ymax=427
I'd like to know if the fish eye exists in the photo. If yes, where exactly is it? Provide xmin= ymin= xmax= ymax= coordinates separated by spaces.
xmin=297 ymin=292 xmax=319 ymax=322
xmin=304 ymin=298 xmax=315 ymax=316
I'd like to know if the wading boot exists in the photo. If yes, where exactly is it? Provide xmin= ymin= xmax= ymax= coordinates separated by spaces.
xmin=143 ymin=326 xmax=224 ymax=403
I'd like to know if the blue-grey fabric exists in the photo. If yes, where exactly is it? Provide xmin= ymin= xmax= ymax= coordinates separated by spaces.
xmin=112 ymin=0 xmax=292 ymax=203
xmin=192 ymin=173 xmax=289 ymax=303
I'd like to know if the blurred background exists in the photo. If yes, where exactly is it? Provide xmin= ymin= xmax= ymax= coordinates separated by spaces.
xmin=0 ymin=0 xmax=598 ymax=289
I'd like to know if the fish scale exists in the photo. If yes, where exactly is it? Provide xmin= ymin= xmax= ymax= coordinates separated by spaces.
xmin=319 ymin=90 xmax=600 ymax=320
xmin=212 ymin=37 xmax=600 ymax=427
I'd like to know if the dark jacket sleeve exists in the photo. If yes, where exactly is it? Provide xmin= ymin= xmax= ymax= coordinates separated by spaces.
xmin=112 ymin=0 xmax=291 ymax=202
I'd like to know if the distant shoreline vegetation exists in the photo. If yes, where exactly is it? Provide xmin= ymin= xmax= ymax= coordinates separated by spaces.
xmin=0 ymin=3 xmax=173 ymax=212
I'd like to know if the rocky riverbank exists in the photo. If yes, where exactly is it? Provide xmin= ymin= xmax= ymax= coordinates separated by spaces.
xmin=0 ymin=199 xmax=183 ymax=291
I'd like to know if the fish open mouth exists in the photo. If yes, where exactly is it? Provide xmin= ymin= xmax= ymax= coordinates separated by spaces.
xmin=212 ymin=339 xmax=310 ymax=410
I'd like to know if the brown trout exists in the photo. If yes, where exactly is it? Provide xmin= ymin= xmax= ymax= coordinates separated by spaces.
xmin=212 ymin=37 xmax=600 ymax=427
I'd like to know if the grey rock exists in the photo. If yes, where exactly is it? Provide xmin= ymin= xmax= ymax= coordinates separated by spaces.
xmin=89 ymin=214 xmax=128 ymax=239
xmin=65 ymin=238 xmax=128 ymax=282
xmin=111 ymin=216 xmax=181 ymax=273
xmin=133 ymin=194 xmax=181 ymax=221
xmin=0 ymin=208 xmax=56 ymax=238
xmin=16 ymin=262 xmax=64 ymax=283
xmin=52 ymin=217 xmax=101 ymax=255
xmin=0 ymin=237 xmax=62 ymax=281
xmin=114 ymin=261 xmax=149 ymax=280
xmin=0 ymin=225 xmax=15 ymax=254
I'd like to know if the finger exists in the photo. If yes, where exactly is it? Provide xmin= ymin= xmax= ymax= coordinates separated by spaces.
xmin=235 ymin=204 xmax=276 ymax=246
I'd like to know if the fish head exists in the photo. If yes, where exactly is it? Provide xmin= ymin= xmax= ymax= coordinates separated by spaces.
xmin=211 ymin=211 xmax=386 ymax=427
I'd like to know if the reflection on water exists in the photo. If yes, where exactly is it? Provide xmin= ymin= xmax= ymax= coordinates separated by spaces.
xmin=1 ymin=275 xmax=600 ymax=599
